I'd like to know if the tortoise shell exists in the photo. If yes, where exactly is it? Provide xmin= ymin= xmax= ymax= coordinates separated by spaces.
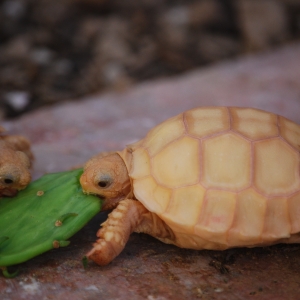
xmin=119 ymin=107 xmax=300 ymax=249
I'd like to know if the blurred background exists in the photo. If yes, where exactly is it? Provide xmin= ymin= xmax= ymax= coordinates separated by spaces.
xmin=0 ymin=0 xmax=300 ymax=119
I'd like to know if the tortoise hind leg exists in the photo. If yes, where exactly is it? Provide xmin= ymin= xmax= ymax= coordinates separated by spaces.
xmin=86 ymin=199 xmax=147 ymax=265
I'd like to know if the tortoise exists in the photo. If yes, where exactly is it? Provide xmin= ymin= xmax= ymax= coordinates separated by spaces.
xmin=0 ymin=126 xmax=33 ymax=197
xmin=80 ymin=106 xmax=300 ymax=266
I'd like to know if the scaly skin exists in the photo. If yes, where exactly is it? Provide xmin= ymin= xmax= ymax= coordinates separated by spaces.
xmin=85 ymin=198 xmax=174 ymax=266
xmin=87 ymin=199 xmax=147 ymax=265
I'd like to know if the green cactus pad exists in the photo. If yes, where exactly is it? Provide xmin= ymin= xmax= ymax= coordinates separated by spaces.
xmin=0 ymin=168 xmax=102 ymax=269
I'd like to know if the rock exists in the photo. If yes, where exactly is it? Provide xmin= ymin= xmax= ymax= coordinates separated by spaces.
xmin=1 ymin=0 xmax=26 ymax=19
xmin=158 ymin=6 xmax=189 ymax=51
xmin=188 ymin=0 xmax=223 ymax=27
xmin=236 ymin=0 xmax=289 ymax=51
xmin=4 ymin=91 xmax=30 ymax=111
xmin=197 ymin=33 xmax=241 ymax=62
xmin=0 ymin=0 xmax=299 ymax=118
xmin=30 ymin=48 xmax=54 ymax=66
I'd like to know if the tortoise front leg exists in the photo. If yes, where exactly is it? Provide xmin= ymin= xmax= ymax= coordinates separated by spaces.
xmin=86 ymin=199 xmax=148 ymax=265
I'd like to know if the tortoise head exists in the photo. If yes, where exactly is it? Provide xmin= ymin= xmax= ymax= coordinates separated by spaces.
xmin=80 ymin=153 xmax=132 ymax=210
xmin=0 ymin=147 xmax=31 ymax=197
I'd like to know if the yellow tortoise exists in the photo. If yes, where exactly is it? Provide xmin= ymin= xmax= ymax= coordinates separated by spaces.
xmin=80 ymin=106 xmax=300 ymax=266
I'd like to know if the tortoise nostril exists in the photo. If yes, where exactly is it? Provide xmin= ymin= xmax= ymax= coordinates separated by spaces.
xmin=4 ymin=178 xmax=13 ymax=184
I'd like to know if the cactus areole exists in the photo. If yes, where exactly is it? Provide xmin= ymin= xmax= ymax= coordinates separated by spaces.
xmin=0 ymin=169 xmax=101 ymax=276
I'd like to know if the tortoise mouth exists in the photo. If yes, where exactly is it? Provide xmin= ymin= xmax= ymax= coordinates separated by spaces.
xmin=101 ymin=196 xmax=124 ymax=211
xmin=0 ymin=188 xmax=18 ymax=197
xmin=81 ymin=189 xmax=105 ymax=199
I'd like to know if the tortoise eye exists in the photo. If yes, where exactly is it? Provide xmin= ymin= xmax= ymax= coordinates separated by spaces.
xmin=97 ymin=175 xmax=112 ymax=188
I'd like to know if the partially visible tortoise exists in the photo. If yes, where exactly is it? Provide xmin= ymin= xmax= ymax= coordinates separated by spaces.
xmin=0 ymin=126 xmax=33 ymax=197
xmin=80 ymin=106 xmax=300 ymax=266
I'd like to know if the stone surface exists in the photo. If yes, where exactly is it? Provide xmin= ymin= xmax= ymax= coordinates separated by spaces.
xmin=1 ymin=43 xmax=300 ymax=299
xmin=2 ymin=0 xmax=300 ymax=118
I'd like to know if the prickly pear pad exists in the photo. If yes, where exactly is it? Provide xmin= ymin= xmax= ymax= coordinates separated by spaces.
xmin=0 ymin=169 xmax=101 ymax=268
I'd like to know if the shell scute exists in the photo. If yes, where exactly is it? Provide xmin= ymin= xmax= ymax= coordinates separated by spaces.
xmin=133 ymin=176 xmax=171 ymax=214
xmin=262 ymin=197 xmax=290 ymax=241
xmin=230 ymin=107 xmax=278 ymax=140
xmin=202 ymin=133 xmax=251 ymax=191
xmin=279 ymin=116 xmax=300 ymax=151
xmin=151 ymin=136 xmax=200 ymax=188
xmin=185 ymin=107 xmax=230 ymax=138
xmin=194 ymin=190 xmax=236 ymax=245
xmin=143 ymin=114 xmax=186 ymax=156
xmin=228 ymin=189 xmax=266 ymax=246
xmin=253 ymin=138 xmax=300 ymax=196
xmin=163 ymin=185 xmax=205 ymax=233
xmin=287 ymin=191 xmax=300 ymax=234
xmin=129 ymin=147 xmax=151 ymax=179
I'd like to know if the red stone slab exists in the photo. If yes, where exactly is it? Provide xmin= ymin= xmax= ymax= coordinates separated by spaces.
xmin=1 ymin=43 xmax=300 ymax=299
